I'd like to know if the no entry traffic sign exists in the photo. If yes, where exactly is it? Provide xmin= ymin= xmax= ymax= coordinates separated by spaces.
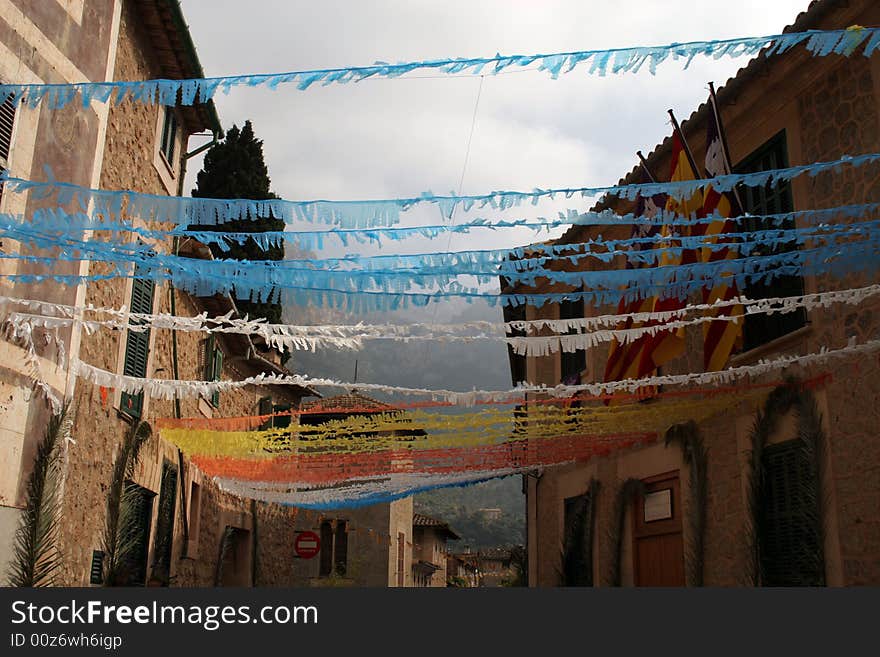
xmin=295 ymin=531 xmax=321 ymax=559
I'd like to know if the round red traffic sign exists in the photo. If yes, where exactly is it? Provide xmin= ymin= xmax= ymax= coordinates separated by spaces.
xmin=295 ymin=531 xmax=321 ymax=559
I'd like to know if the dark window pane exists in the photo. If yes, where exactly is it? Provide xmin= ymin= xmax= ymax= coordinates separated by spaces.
xmin=734 ymin=130 xmax=806 ymax=350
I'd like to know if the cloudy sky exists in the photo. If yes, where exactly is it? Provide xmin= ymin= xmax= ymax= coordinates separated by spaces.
xmin=177 ymin=0 xmax=812 ymax=388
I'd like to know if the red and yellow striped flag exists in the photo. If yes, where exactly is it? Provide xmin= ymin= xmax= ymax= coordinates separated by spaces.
xmin=699 ymin=91 xmax=743 ymax=371
xmin=636 ymin=129 xmax=703 ymax=378
xmin=603 ymin=179 xmax=666 ymax=385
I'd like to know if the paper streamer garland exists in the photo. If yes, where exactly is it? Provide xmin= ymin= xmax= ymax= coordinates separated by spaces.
xmin=1 ymin=27 xmax=877 ymax=109
xmin=3 ymin=151 xmax=879 ymax=228
xmin=73 ymin=334 xmax=879 ymax=404
xmin=4 ymin=282 xmax=877 ymax=356
xmin=159 ymin=389 xmax=766 ymax=459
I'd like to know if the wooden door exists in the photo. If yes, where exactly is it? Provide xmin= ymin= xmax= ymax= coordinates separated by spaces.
xmin=633 ymin=471 xmax=685 ymax=587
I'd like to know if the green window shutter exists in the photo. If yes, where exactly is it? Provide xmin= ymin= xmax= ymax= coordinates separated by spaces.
xmin=121 ymin=276 xmax=155 ymax=418
xmin=203 ymin=336 xmax=215 ymax=381
xmin=210 ymin=347 xmax=223 ymax=408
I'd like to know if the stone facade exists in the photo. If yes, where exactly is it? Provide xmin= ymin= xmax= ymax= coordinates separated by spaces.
xmin=0 ymin=1 xmax=329 ymax=588
xmin=514 ymin=0 xmax=880 ymax=586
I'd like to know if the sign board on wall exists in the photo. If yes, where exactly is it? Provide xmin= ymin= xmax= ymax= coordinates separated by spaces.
xmin=294 ymin=531 xmax=321 ymax=559
xmin=643 ymin=489 xmax=673 ymax=523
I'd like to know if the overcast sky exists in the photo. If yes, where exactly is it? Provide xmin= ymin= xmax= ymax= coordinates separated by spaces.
xmin=179 ymin=0 xmax=810 ymax=219
xmin=175 ymin=1 xmax=813 ymax=386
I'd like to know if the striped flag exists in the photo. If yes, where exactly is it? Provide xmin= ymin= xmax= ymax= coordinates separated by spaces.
xmin=699 ymin=89 xmax=743 ymax=371
xmin=636 ymin=129 xmax=703 ymax=378
xmin=602 ymin=177 xmax=667 ymax=385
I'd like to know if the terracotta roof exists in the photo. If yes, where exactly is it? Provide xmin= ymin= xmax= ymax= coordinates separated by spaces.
xmin=302 ymin=391 xmax=395 ymax=414
xmin=413 ymin=513 xmax=461 ymax=540
xmin=132 ymin=0 xmax=222 ymax=135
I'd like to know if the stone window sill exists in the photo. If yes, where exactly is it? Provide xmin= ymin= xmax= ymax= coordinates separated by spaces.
xmin=728 ymin=324 xmax=813 ymax=367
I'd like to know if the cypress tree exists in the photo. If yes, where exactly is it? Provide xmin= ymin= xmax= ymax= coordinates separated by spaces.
xmin=192 ymin=121 xmax=284 ymax=324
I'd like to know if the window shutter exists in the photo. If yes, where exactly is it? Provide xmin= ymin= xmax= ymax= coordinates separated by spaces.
xmin=760 ymin=440 xmax=824 ymax=586
xmin=0 ymin=95 xmax=15 ymax=207
xmin=203 ymin=335 xmax=215 ymax=381
xmin=120 ymin=277 xmax=155 ymax=418
xmin=160 ymin=108 xmax=177 ymax=164
xmin=210 ymin=346 xmax=223 ymax=408
xmin=319 ymin=522 xmax=333 ymax=577
xmin=334 ymin=520 xmax=348 ymax=577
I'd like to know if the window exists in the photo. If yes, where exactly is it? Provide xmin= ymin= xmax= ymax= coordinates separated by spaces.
xmin=559 ymin=295 xmax=585 ymax=384
xmin=759 ymin=440 xmax=824 ymax=586
xmin=0 ymin=94 xmax=16 ymax=206
xmin=217 ymin=527 xmax=252 ymax=586
xmin=203 ymin=335 xmax=223 ymax=408
xmin=734 ymin=131 xmax=806 ymax=351
xmin=258 ymin=396 xmax=292 ymax=430
xmin=188 ymin=481 xmax=201 ymax=549
xmin=563 ymin=490 xmax=594 ymax=586
xmin=397 ymin=532 xmax=405 ymax=587
xmin=114 ymin=482 xmax=154 ymax=586
xmin=504 ymin=304 xmax=527 ymax=385
xmin=159 ymin=107 xmax=177 ymax=165
xmin=120 ymin=270 xmax=155 ymax=419
xmin=149 ymin=460 xmax=178 ymax=586
xmin=319 ymin=519 xmax=348 ymax=577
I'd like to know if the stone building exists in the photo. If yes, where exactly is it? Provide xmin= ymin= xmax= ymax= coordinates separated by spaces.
xmin=0 ymin=0 xmax=319 ymax=587
xmin=411 ymin=513 xmax=459 ymax=587
xmin=288 ymin=392 xmax=418 ymax=587
xmin=503 ymin=0 xmax=880 ymax=586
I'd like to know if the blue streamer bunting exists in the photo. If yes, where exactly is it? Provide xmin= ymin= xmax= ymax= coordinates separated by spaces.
xmin=3 ymin=152 xmax=880 ymax=229
xmin=1 ymin=28 xmax=878 ymax=109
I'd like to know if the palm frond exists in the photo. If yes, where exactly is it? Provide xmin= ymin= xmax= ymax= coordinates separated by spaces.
xmin=665 ymin=421 xmax=707 ymax=587
xmin=561 ymin=478 xmax=599 ymax=586
xmin=103 ymin=421 xmax=152 ymax=586
xmin=608 ymin=477 xmax=645 ymax=587
xmin=215 ymin=525 xmax=236 ymax=586
xmin=6 ymin=404 xmax=72 ymax=587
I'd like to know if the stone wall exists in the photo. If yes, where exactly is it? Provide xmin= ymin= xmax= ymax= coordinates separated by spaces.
xmin=54 ymin=2 xmax=306 ymax=587
xmin=524 ymin=1 xmax=880 ymax=586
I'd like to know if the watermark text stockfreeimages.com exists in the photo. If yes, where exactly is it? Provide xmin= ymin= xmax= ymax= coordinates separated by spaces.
xmin=10 ymin=599 xmax=318 ymax=632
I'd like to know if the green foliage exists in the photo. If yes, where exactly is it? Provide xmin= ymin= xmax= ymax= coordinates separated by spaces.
xmin=192 ymin=121 xmax=283 ymax=324
xmin=415 ymin=477 xmax=524 ymax=550
xmin=7 ymin=404 xmax=72 ymax=587
xmin=103 ymin=421 xmax=152 ymax=586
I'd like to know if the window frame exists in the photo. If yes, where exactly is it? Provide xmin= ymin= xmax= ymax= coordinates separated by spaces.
xmin=733 ymin=130 xmax=807 ymax=352
xmin=159 ymin=106 xmax=178 ymax=166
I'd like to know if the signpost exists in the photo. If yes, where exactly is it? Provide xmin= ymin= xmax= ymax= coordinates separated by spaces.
xmin=295 ymin=531 xmax=321 ymax=559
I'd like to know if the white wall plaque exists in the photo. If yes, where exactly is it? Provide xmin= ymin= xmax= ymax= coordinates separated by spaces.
xmin=644 ymin=489 xmax=672 ymax=522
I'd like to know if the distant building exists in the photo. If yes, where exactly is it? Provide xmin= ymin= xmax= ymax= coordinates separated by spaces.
xmin=478 ymin=508 xmax=503 ymax=521
xmin=478 ymin=548 xmax=515 ymax=587
xmin=291 ymin=392 xmax=422 ymax=587
xmin=446 ymin=553 xmax=479 ymax=587
xmin=412 ymin=513 xmax=460 ymax=587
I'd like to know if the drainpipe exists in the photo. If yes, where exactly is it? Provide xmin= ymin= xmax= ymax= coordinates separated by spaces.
xmin=172 ymin=130 xmax=219 ymax=557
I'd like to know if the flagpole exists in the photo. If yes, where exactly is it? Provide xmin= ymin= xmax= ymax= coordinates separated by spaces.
xmin=708 ymin=81 xmax=745 ymax=212
xmin=667 ymin=109 xmax=702 ymax=178
xmin=636 ymin=150 xmax=657 ymax=183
